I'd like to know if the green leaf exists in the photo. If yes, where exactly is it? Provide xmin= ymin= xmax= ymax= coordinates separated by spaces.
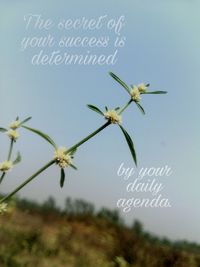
xmin=22 ymin=125 xmax=57 ymax=149
xmin=69 ymin=164 xmax=78 ymax=170
xmin=142 ymin=91 xmax=167 ymax=94
xmin=109 ymin=72 xmax=130 ymax=94
xmin=0 ymin=172 xmax=6 ymax=184
xmin=19 ymin=117 xmax=32 ymax=126
xmin=105 ymin=106 xmax=108 ymax=111
xmin=115 ymin=107 xmax=120 ymax=111
xmin=135 ymin=102 xmax=145 ymax=115
xmin=87 ymin=104 xmax=104 ymax=116
xmin=60 ymin=168 xmax=65 ymax=188
xmin=118 ymin=125 xmax=137 ymax=166
xmin=13 ymin=152 xmax=22 ymax=165
xmin=69 ymin=148 xmax=77 ymax=155
xmin=0 ymin=128 xmax=7 ymax=133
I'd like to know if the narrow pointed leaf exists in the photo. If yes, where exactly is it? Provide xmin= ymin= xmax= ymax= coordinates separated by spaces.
xmin=115 ymin=107 xmax=120 ymax=111
xmin=109 ymin=72 xmax=130 ymax=94
xmin=22 ymin=125 xmax=57 ymax=149
xmin=119 ymin=125 xmax=137 ymax=166
xmin=142 ymin=91 xmax=167 ymax=94
xmin=19 ymin=117 xmax=32 ymax=126
xmin=0 ymin=172 xmax=6 ymax=184
xmin=87 ymin=104 xmax=104 ymax=116
xmin=60 ymin=168 xmax=65 ymax=188
xmin=0 ymin=128 xmax=7 ymax=133
xmin=13 ymin=152 xmax=22 ymax=165
xmin=105 ymin=106 xmax=108 ymax=111
xmin=69 ymin=148 xmax=77 ymax=155
xmin=69 ymin=163 xmax=78 ymax=170
xmin=135 ymin=102 xmax=145 ymax=115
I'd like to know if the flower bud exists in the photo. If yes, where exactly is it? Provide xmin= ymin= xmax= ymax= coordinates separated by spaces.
xmin=0 ymin=203 xmax=8 ymax=214
xmin=138 ymin=83 xmax=148 ymax=93
xmin=0 ymin=161 xmax=13 ymax=172
xmin=7 ymin=129 xmax=19 ymax=140
xmin=54 ymin=147 xmax=72 ymax=168
xmin=9 ymin=120 xmax=21 ymax=130
xmin=130 ymin=86 xmax=141 ymax=102
xmin=104 ymin=110 xmax=122 ymax=124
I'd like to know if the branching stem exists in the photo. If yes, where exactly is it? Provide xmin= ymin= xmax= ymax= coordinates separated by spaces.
xmin=0 ymin=100 xmax=133 ymax=203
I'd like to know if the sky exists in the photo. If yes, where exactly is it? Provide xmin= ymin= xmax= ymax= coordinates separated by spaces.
xmin=0 ymin=0 xmax=200 ymax=242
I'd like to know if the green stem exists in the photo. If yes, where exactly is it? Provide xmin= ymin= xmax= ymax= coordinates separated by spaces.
xmin=7 ymin=139 xmax=14 ymax=160
xmin=0 ymin=160 xmax=55 ymax=204
xmin=0 ymin=99 xmax=133 ymax=203
xmin=67 ymin=121 xmax=110 ymax=153
xmin=118 ymin=99 xmax=132 ymax=115
xmin=0 ymin=122 xmax=110 ymax=203
xmin=0 ymin=139 xmax=14 ymax=184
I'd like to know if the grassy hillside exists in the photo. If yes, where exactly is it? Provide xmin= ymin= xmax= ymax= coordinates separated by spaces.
xmin=0 ymin=197 xmax=199 ymax=267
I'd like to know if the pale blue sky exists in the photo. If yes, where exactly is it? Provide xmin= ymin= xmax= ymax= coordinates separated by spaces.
xmin=0 ymin=0 xmax=200 ymax=242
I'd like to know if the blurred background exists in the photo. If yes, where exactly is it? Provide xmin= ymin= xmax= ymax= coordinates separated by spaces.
xmin=0 ymin=0 xmax=199 ymax=247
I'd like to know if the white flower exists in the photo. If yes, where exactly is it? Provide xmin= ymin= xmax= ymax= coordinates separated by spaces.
xmin=130 ymin=86 xmax=141 ymax=102
xmin=0 ymin=161 xmax=13 ymax=172
xmin=104 ymin=110 xmax=122 ymax=124
xmin=9 ymin=120 xmax=21 ymax=130
xmin=6 ymin=129 xmax=19 ymax=140
xmin=0 ymin=203 xmax=8 ymax=214
xmin=138 ymin=83 xmax=147 ymax=93
xmin=54 ymin=147 xmax=72 ymax=168
xmin=138 ymin=83 xmax=148 ymax=93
